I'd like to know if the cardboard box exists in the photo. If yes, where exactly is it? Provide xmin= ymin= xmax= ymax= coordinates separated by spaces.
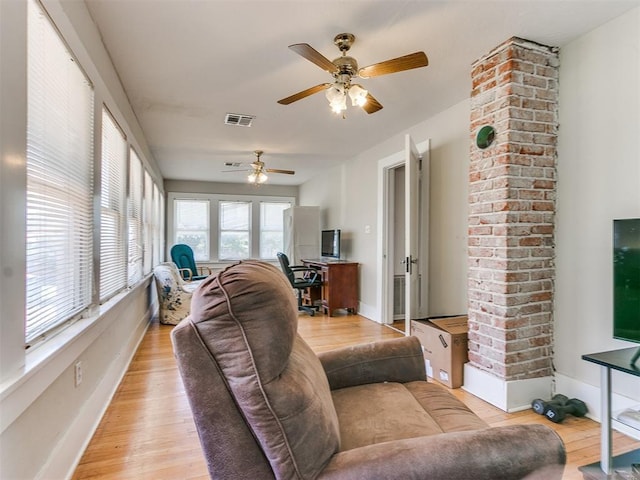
xmin=410 ymin=316 xmax=468 ymax=388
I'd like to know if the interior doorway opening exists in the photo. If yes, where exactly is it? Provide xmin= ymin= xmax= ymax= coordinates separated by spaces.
xmin=376 ymin=135 xmax=429 ymax=334
xmin=389 ymin=165 xmax=407 ymax=333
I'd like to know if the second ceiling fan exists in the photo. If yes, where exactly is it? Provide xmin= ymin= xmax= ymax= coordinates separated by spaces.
xmin=278 ymin=33 xmax=428 ymax=116
xmin=223 ymin=150 xmax=294 ymax=184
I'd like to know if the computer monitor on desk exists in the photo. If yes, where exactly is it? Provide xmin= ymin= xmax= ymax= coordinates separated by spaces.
xmin=321 ymin=229 xmax=340 ymax=259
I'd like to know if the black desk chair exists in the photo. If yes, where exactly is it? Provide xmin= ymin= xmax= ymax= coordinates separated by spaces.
xmin=276 ymin=252 xmax=322 ymax=316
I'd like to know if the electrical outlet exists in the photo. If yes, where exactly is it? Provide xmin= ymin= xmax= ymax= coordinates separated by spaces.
xmin=74 ymin=361 xmax=83 ymax=387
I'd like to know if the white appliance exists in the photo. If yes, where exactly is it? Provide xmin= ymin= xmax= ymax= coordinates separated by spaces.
xmin=283 ymin=206 xmax=320 ymax=265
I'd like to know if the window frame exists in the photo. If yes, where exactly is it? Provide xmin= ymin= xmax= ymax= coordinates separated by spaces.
xmin=25 ymin=0 xmax=96 ymax=344
xmin=218 ymin=200 xmax=251 ymax=261
xmin=167 ymin=192 xmax=294 ymax=265
xmin=99 ymin=106 xmax=128 ymax=303
xmin=127 ymin=148 xmax=144 ymax=286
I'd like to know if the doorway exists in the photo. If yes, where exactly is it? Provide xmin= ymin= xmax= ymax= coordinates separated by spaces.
xmin=376 ymin=135 xmax=429 ymax=333
xmin=389 ymin=165 xmax=406 ymax=332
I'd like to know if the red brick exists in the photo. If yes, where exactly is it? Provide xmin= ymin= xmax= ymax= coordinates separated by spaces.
xmin=469 ymin=36 xmax=558 ymax=382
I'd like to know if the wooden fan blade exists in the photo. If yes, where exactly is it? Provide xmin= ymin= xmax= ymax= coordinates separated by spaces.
xmin=289 ymin=43 xmax=339 ymax=74
xmin=278 ymin=83 xmax=331 ymax=105
xmin=358 ymin=51 xmax=428 ymax=78
xmin=266 ymin=168 xmax=295 ymax=175
xmin=361 ymin=93 xmax=383 ymax=114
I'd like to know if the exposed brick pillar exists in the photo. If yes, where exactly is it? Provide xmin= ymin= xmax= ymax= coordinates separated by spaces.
xmin=467 ymin=38 xmax=559 ymax=396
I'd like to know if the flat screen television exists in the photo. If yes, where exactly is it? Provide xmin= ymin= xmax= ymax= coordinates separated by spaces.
xmin=613 ymin=218 xmax=640 ymax=364
xmin=321 ymin=229 xmax=341 ymax=259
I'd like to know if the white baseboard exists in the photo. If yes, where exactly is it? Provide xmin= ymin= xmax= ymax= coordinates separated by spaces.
xmin=358 ymin=301 xmax=379 ymax=323
xmin=36 ymin=310 xmax=152 ymax=480
xmin=463 ymin=363 xmax=553 ymax=412
xmin=554 ymin=372 xmax=640 ymax=440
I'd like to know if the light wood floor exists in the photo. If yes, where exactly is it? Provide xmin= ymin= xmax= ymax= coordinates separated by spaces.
xmin=72 ymin=313 xmax=640 ymax=479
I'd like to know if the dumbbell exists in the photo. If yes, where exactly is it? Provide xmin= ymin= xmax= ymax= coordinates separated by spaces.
xmin=544 ymin=398 xmax=588 ymax=423
xmin=531 ymin=394 xmax=569 ymax=415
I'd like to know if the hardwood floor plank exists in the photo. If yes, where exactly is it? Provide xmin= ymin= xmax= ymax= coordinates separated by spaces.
xmin=72 ymin=313 xmax=640 ymax=479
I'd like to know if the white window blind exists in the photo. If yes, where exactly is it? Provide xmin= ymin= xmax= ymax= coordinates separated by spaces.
xmin=25 ymin=0 xmax=95 ymax=343
xmin=142 ymin=170 xmax=154 ymax=274
xmin=260 ymin=202 xmax=291 ymax=259
xmin=99 ymin=108 xmax=127 ymax=302
xmin=219 ymin=201 xmax=250 ymax=260
xmin=152 ymin=184 xmax=163 ymax=266
xmin=175 ymin=199 xmax=210 ymax=261
xmin=128 ymin=149 xmax=143 ymax=285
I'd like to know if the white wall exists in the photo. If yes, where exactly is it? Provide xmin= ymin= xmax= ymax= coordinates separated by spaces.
xmin=554 ymin=7 xmax=640 ymax=412
xmin=299 ymin=99 xmax=470 ymax=317
xmin=301 ymin=7 xmax=640 ymax=422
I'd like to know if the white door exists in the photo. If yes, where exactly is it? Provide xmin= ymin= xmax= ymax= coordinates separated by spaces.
xmin=376 ymin=136 xmax=428 ymax=328
xmin=404 ymin=134 xmax=420 ymax=333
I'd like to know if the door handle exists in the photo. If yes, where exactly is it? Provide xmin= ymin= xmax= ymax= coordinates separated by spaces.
xmin=403 ymin=255 xmax=418 ymax=273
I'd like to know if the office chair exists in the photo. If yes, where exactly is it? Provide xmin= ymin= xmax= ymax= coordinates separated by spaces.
xmin=276 ymin=252 xmax=322 ymax=316
xmin=170 ymin=244 xmax=212 ymax=281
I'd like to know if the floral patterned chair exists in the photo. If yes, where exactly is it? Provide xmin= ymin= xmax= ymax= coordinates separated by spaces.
xmin=153 ymin=262 xmax=202 ymax=325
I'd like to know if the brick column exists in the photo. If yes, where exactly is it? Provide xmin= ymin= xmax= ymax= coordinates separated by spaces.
xmin=466 ymin=38 xmax=559 ymax=406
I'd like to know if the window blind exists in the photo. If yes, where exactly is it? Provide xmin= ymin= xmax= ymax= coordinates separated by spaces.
xmin=99 ymin=108 xmax=127 ymax=302
xmin=152 ymin=183 xmax=162 ymax=266
xmin=128 ymin=149 xmax=143 ymax=286
xmin=142 ymin=170 xmax=154 ymax=274
xmin=260 ymin=202 xmax=291 ymax=259
xmin=175 ymin=199 xmax=210 ymax=261
xmin=25 ymin=0 xmax=95 ymax=343
xmin=219 ymin=201 xmax=250 ymax=260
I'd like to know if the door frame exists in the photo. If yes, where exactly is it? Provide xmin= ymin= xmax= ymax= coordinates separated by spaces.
xmin=376 ymin=136 xmax=430 ymax=329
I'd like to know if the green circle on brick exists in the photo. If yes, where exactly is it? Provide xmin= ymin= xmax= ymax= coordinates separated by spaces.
xmin=476 ymin=125 xmax=495 ymax=149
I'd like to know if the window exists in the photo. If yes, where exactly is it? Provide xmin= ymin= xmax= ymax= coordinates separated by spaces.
xmin=99 ymin=108 xmax=127 ymax=302
xmin=260 ymin=202 xmax=290 ymax=258
xmin=142 ymin=170 xmax=154 ymax=275
xmin=20 ymin=0 xmax=165 ymax=350
xmin=174 ymin=199 xmax=210 ymax=261
xmin=152 ymin=183 xmax=163 ymax=267
xmin=25 ymin=0 xmax=95 ymax=343
xmin=219 ymin=201 xmax=250 ymax=260
xmin=26 ymin=2 xmax=93 ymax=342
xmin=128 ymin=149 xmax=143 ymax=286
xmin=168 ymin=193 xmax=293 ymax=262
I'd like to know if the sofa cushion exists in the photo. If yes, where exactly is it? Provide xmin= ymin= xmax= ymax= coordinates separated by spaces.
xmin=404 ymin=381 xmax=489 ymax=433
xmin=332 ymin=381 xmax=488 ymax=451
xmin=189 ymin=260 xmax=340 ymax=479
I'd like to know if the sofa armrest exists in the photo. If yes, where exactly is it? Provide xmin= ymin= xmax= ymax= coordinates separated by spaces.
xmin=317 ymin=336 xmax=426 ymax=390
xmin=318 ymin=424 xmax=565 ymax=480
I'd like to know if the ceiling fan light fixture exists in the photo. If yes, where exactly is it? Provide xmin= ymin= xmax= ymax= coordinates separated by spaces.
xmin=326 ymin=83 xmax=347 ymax=113
xmin=248 ymin=171 xmax=268 ymax=184
xmin=348 ymin=84 xmax=368 ymax=107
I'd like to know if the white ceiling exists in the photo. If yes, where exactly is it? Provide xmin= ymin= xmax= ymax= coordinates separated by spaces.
xmin=84 ymin=0 xmax=638 ymax=186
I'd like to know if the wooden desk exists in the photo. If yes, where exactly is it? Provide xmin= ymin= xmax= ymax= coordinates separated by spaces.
xmin=302 ymin=260 xmax=358 ymax=316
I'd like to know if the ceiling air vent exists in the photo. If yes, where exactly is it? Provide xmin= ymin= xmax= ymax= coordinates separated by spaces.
xmin=224 ymin=162 xmax=242 ymax=167
xmin=224 ymin=113 xmax=255 ymax=127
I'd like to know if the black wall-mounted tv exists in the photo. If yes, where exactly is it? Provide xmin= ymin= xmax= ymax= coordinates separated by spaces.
xmin=613 ymin=218 xmax=640 ymax=346
xmin=321 ymin=229 xmax=341 ymax=259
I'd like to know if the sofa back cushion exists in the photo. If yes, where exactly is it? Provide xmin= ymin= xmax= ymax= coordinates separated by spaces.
xmin=189 ymin=260 xmax=340 ymax=479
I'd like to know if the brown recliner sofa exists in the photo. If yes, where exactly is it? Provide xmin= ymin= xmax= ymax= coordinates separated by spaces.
xmin=171 ymin=260 xmax=566 ymax=479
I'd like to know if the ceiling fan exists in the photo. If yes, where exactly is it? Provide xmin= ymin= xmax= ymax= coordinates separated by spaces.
xmin=278 ymin=33 xmax=428 ymax=116
xmin=223 ymin=150 xmax=295 ymax=184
